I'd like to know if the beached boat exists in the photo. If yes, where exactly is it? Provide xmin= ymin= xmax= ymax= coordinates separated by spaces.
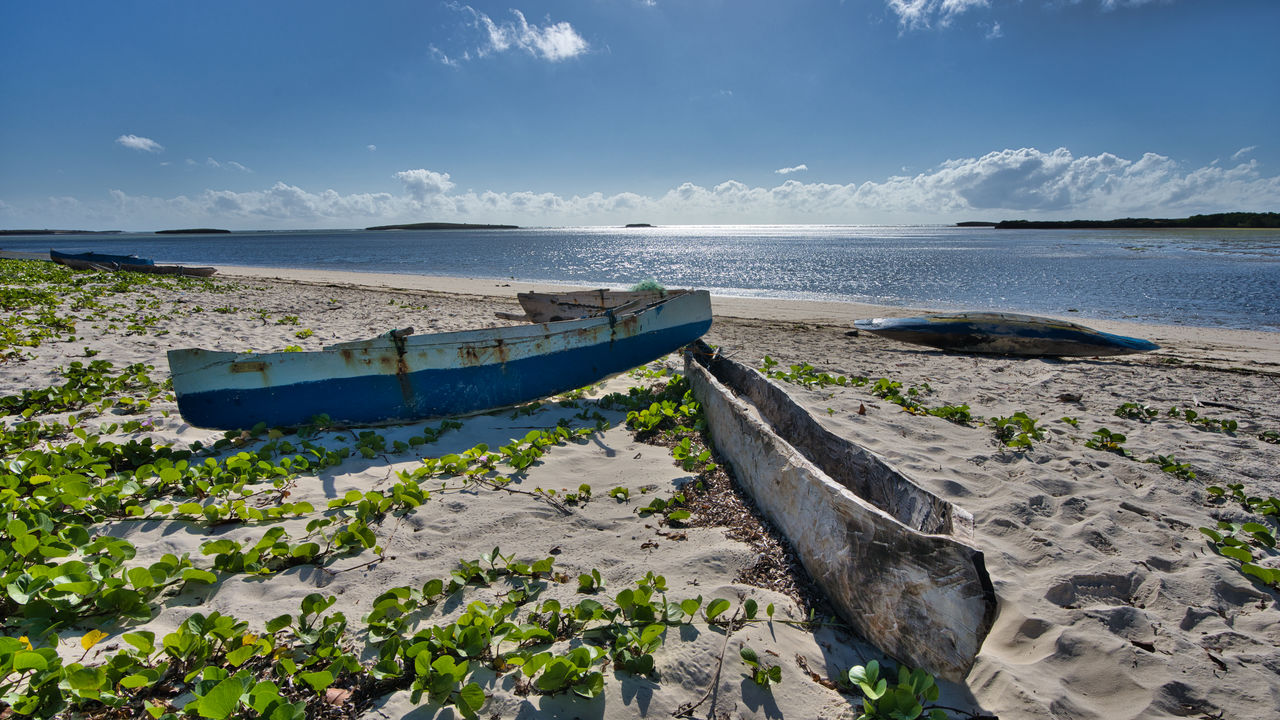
xmin=854 ymin=312 xmax=1159 ymax=357
xmin=50 ymin=249 xmax=154 ymax=266
xmin=50 ymin=250 xmax=217 ymax=278
xmin=169 ymin=290 xmax=712 ymax=430
xmin=684 ymin=341 xmax=996 ymax=681
xmin=495 ymin=288 xmax=683 ymax=323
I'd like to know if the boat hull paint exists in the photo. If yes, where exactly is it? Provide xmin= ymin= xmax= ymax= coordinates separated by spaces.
xmin=169 ymin=291 xmax=711 ymax=430
xmin=854 ymin=312 xmax=1159 ymax=357
xmin=686 ymin=342 xmax=996 ymax=681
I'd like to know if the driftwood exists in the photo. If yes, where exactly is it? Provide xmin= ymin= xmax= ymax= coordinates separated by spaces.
xmin=684 ymin=342 xmax=996 ymax=681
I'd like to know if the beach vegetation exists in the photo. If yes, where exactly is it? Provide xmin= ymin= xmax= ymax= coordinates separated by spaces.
xmin=989 ymin=412 xmax=1045 ymax=449
xmin=1060 ymin=416 xmax=1079 ymax=427
xmin=1114 ymin=402 xmax=1159 ymax=421
xmin=1199 ymin=522 xmax=1280 ymax=589
xmin=927 ymin=404 xmax=973 ymax=425
xmin=1084 ymin=427 xmax=1130 ymax=456
xmin=294 ymin=328 xmax=313 ymax=339
xmin=1145 ymin=454 xmax=1196 ymax=481
xmin=761 ymin=355 xmax=865 ymax=389
xmin=1167 ymin=406 xmax=1239 ymax=433
xmin=846 ymin=659 xmax=947 ymax=720
xmin=740 ymin=644 xmax=783 ymax=687
xmin=1260 ymin=430 xmax=1280 ymax=444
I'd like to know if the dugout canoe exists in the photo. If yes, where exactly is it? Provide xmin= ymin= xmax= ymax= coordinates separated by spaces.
xmin=169 ymin=290 xmax=712 ymax=430
xmin=853 ymin=312 xmax=1158 ymax=357
xmin=495 ymin=289 xmax=683 ymax=322
xmin=684 ymin=341 xmax=996 ymax=681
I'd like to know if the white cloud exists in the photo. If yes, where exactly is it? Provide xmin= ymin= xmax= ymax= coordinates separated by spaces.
xmin=985 ymin=21 xmax=1002 ymax=39
xmin=887 ymin=0 xmax=990 ymax=30
xmin=776 ymin=164 xmax=809 ymax=175
xmin=5 ymin=148 xmax=1277 ymax=229
xmin=205 ymin=157 xmax=252 ymax=172
xmin=367 ymin=144 xmax=378 ymax=152
xmin=1233 ymin=146 xmax=1257 ymax=161
xmin=116 ymin=134 xmax=164 ymax=153
xmin=395 ymin=169 xmax=456 ymax=202
xmin=441 ymin=5 xmax=588 ymax=63
xmin=888 ymin=1 xmax=1171 ymax=31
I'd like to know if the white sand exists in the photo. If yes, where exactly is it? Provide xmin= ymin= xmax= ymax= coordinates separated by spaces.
xmin=6 ymin=264 xmax=1279 ymax=719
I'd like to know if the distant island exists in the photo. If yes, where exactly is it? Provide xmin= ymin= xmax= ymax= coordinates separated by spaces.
xmin=0 ymin=229 xmax=121 ymax=236
xmin=972 ymin=212 xmax=1279 ymax=230
xmin=155 ymin=228 xmax=231 ymax=234
xmin=366 ymin=222 xmax=519 ymax=231
xmin=625 ymin=223 xmax=654 ymax=228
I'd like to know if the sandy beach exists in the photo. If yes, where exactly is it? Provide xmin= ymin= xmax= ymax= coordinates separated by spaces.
xmin=3 ymin=261 xmax=1279 ymax=719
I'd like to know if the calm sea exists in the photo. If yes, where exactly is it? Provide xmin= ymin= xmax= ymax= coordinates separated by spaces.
xmin=5 ymin=225 xmax=1278 ymax=331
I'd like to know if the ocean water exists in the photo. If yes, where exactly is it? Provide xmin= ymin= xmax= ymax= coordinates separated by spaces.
xmin=5 ymin=225 xmax=1278 ymax=331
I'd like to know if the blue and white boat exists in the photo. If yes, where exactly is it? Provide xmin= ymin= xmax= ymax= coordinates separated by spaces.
xmin=854 ymin=312 xmax=1159 ymax=357
xmin=168 ymin=290 xmax=712 ymax=430
xmin=50 ymin=249 xmax=155 ymax=266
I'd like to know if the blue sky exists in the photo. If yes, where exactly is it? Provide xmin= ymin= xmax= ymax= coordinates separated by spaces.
xmin=2 ymin=0 xmax=1277 ymax=230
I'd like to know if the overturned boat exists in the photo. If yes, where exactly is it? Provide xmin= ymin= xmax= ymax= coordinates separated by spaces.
xmin=854 ymin=312 xmax=1159 ymax=357
xmin=169 ymin=290 xmax=712 ymax=430
xmin=684 ymin=341 xmax=996 ymax=681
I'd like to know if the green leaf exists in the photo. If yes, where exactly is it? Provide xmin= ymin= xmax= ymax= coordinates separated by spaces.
xmin=182 ymin=568 xmax=218 ymax=584
xmin=197 ymin=676 xmax=245 ymax=719
xmin=705 ymin=597 xmax=731 ymax=621
xmin=1219 ymin=545 xmax=1254 ymax=563
xmin=12 ymin=650 xmax=48 ymax=671
xmin=299 ymin=670 xmax=334 ymax=694
xmin=457 ymin=682 xmax=487 ymax=717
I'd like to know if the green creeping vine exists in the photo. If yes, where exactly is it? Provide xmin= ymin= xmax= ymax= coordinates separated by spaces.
xmin=988 ymin=412 xmax=1045 ymax=449
xmin=0 ymin=258 xmax=233 ymax=361
xmin=1166 ymin=406 xmax=1239 ymax=433
xmin=760 ymin=356 xmax=973 ymax=426
xmin=846 ymin=659 xmax=948 ymax=720
xmin=1199 ymin=522 xmax=1280 ymax=589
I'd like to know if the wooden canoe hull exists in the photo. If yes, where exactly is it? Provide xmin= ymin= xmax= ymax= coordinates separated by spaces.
xmin=854 ymin=312 xmax=1158 ymax=357
xmin=685 ymin=342 xmax=996 ymax=681
xmin=512 ymin=289 xmax=684 ymax=323
xmin=169 ymin=290 xmax=711 ymax=430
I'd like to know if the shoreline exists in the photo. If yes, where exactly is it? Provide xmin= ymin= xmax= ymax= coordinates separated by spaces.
xmin=213 ymin=264 xmax=1280 ymax=372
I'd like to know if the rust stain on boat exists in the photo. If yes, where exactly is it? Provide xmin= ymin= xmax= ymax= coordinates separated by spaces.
xmin=230 ymin=361 xmax=268 ymax=373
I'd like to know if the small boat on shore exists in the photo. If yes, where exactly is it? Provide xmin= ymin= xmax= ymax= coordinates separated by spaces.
xmin=169 ymin=290 xmax=712 ymax=430
xmin=50 ymin=249 xmax=154 ymax=266
xmin=854 ymin=312 xmax=1159 ymax=357
xmin=496 ymin=288 xmax=684 ymax=323
xmin=685 ymin=341 xmax=996 ymax=681
xmin=51 ymin=249 xmax=217 ymax=278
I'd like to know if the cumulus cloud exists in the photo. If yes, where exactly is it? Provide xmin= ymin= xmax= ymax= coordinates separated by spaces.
xmin=395 ymin=169 xmax=456 ymax=202
xmin=441 ymin=5 xmax=588 ymax=63
xmin=368 ymin=144 xmax=378 ymax=152
xmin=5 ymin=148 xmax=1277 ymax=229
xmin=116 ymin=134 xmax=164 ymax=153
xmin=776 ymin=164 xmax=809 ymax=175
